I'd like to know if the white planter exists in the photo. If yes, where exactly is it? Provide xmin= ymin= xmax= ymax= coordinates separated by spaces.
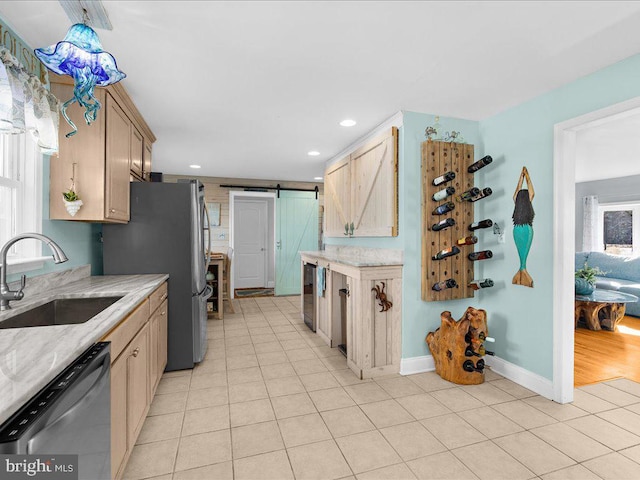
xmin=64 ymin=199 xmax=83 ymax=216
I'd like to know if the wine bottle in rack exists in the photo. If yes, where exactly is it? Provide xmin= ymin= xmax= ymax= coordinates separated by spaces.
xmin=468 ymin=219 xmax=493 ymax=231
xmin=456 ymin=187 xmax=480 ymax=202
xmin=432 ymin=171 xmax=455 ymax=186
xmin=468 ymin=250 xmax=493 ymax=261
xmin=431 ymin=218 xmax=455 ymax=232
xmin=478 ymin=346 xmax=495 ymax=356
xmin=432 ymin=202 xmax=455 ymax=215
xmin=465 ymin=346 xmax=481 ymax=357
xmin=432 ymin=279 xmax=457 ymax=291
xmin=467 ymin=155 xmax=493 ymax=173
xmin=469 ymin=187 xmax=493 ymax=202
xmin=479 ymin=332 xmax=495 ymax=343
xmin=468 ymin=278 xmax=494 ymax=290
xmin=456 ymin=235 xmax=478 ymax=246
xmin=462 ymin=360 xmax=483 ymax=373
xmin=432 ymin=246 xmax=460 ymax=261
xmin=432 ymin=186 xmax=455 ymax=202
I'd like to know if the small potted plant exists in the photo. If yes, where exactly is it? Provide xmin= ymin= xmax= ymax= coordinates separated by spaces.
xmin=63 ymin=188 xmax=83 ymax=216
xmin=575 ymin=262 xmax=604 ymax=295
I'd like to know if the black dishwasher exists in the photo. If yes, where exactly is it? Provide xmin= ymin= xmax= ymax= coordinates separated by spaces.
xmin=0 ymin=342 xmax=111 ymax=480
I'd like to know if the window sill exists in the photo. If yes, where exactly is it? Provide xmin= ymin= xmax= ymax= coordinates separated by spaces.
xmin=3 ymin=256 xmax=49 ymax=275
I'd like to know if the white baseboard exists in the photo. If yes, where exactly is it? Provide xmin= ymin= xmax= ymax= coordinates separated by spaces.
xmin=485 ymin=355 xmax=554 ymax=400
xmin=400 ymin=354 xmax=553 ymax=399
xmin=400 ymin=355 xmax=435 ymax=375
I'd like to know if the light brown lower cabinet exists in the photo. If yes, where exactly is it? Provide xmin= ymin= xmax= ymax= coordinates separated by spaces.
xmin=103 ymin=282 xmax=168 ymax=480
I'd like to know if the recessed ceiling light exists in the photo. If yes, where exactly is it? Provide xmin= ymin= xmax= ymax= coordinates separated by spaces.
xmin=307 ymin=151 xmax=320 ymax=156
xmin=314 ymin=176 xmax=323 ymax=181
xmin=340 ymin=119 xmax=356 ymax=127
xmin=189 ymin=164 xmax=201 ymax=169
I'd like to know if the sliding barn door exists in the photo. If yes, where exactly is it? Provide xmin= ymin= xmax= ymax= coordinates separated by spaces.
xmin=275 ymin=191 xmax=319 ymax=295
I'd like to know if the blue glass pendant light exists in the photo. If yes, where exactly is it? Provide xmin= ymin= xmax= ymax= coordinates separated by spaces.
xmin=35 ymin=21 xmax=125 ymax=137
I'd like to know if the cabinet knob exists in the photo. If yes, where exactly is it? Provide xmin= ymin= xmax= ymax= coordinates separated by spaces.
xmin=132 ymin=347 xmax=140 ymax=358
xmin=161 ymin=310 xmax=166 ymax=316
xmin=110 ymin=208 xmax=116 ymax=213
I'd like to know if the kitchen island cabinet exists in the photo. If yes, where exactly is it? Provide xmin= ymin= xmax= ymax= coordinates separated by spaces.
xmin=301 ymin=249 xmax=402 ymax=378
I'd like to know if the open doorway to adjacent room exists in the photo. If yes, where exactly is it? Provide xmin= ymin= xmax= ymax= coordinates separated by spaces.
xmin=229 ymin=191 xmax=276 ymax=297
xmin=554 ymin=97 xmax=640 ymax=402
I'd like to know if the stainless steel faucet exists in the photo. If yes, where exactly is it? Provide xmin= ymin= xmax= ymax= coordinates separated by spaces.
xmin=0 ymin=233 xmax=69 ymax=311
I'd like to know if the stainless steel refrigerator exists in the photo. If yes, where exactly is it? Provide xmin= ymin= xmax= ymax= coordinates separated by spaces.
xmin=103 ymin=180 xmax=212 ymax=371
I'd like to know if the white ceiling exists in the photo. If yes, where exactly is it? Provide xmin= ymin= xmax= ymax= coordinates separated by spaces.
xmin=576 ymin=109 xmax=640 ymax=183
xmin=2 ymin=1 xmax=640 ymax=181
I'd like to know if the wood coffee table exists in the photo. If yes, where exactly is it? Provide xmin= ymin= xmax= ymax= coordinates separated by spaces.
xmin=575 ymin=290 xmax=639 ymax=331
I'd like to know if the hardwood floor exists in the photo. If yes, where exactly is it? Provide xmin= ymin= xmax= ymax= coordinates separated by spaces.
xmin=575 ymin=315 xmax=640 ymax=386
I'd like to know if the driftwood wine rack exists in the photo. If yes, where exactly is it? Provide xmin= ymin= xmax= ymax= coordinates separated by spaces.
xmin=421 ymin=141 xmax=475 ymax=301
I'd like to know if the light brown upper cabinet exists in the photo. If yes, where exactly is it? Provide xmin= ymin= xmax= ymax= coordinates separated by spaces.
xmin=324 ymin=127 xmax=398 ymax=237
xmin=143 ymin=140 xmax=153 ymax=181
xmin=49 ymin=75 xmax=156 ymax=223
xmin=129 ymin=125 xmax=144 ymax=180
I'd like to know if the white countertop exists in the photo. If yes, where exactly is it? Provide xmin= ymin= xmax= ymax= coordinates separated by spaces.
xmin=0 ymin=274 xmax=168 ymax=424
xmin=300 ymin=250 xmax=403 ymax=267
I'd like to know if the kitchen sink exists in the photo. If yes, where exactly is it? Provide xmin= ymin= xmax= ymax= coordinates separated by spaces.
xmin=0 ymin=297 xmax=123 ymax=329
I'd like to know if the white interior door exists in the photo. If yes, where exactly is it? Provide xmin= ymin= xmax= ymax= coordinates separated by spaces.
xmin=234 ymin=199 xmax=268 ymax=289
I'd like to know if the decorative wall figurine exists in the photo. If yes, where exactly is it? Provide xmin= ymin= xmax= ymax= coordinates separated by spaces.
xmin=512 ymin=166 xmax=535 ymax=287
xmin=371 ymin=282 xmax=393 ymax=312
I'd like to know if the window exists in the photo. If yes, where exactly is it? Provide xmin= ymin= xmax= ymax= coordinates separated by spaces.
xmin=598 ymin=203 xmax=640 ymax=256
xmin=0 ymin=133 xmax=43 ymax=272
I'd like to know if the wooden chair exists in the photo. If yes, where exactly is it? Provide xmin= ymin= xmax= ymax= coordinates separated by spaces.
xmin=222 ymin=247 xmax=235 ymax=314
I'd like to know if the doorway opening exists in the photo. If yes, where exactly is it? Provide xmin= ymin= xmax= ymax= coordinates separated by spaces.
xmin=553 ymin=96 xmax=640 ymax=403
xmin=229 ymin=191 xmax=276 ymax=298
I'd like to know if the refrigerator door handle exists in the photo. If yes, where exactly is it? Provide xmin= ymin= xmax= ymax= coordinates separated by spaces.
xmin=203 ymin=203 xmax=211 ymax=273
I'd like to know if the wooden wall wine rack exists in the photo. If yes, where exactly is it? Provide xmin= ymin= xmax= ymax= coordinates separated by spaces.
xmin=421 ymin=141 xmax=475 ymax=301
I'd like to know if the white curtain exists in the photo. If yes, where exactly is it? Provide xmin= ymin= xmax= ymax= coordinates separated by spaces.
xmin=0 ymin=47 xmax=59 ymax=154
xmin=582 ymin=195 xmax=599 ymax=252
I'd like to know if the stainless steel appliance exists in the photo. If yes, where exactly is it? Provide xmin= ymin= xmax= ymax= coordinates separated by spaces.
xmin=103 ymin=180 xmax=212 ymax=370
xmin=303 ymin=263 xmax=316 ymax=332
xmin=0 ymin=342 xmax=111 ymax=480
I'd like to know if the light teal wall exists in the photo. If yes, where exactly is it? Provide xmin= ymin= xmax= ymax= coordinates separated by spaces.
xmin=3 ymin=20 xmax=101 ymax=283
xmin=325 ymin=53 xmax=640 ymax=381
xmin=325 ymin=112 xmax=483 ymax=360
xmin=399 ymin=112 xmax=483 ymax=360
xmin=7 ymin=156 xmax=102 ymax=283
xmin=476 ymin=53 xmax=640 ymax=380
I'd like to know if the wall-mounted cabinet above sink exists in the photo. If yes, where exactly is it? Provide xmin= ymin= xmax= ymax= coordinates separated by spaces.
xmin=0 ymin=297 xmax=123 ymax=329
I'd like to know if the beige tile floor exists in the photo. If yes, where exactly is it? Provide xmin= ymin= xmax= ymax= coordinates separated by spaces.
xmin=123 ymin=296 xmax=640 ymax=480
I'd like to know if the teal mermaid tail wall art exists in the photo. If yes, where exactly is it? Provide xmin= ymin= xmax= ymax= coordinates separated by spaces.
xmin=512 ymin=166 xmax=535 ymax=288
